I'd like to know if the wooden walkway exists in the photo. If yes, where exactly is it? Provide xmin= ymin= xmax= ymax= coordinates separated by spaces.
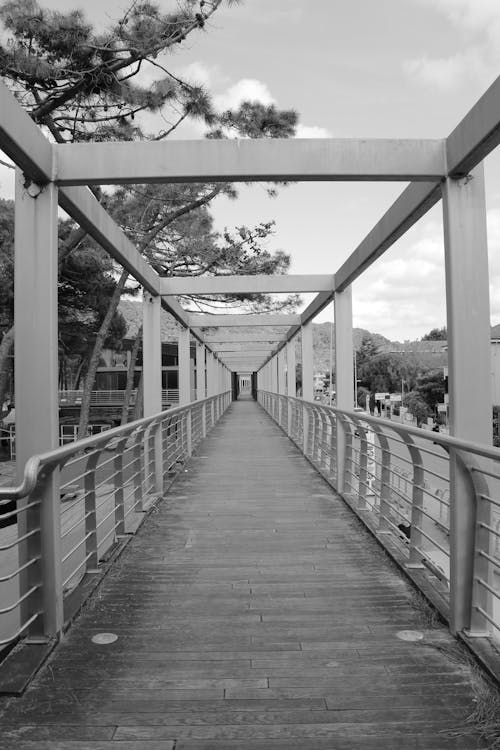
xmin=0 ymin=399 xmax=487 ymax=749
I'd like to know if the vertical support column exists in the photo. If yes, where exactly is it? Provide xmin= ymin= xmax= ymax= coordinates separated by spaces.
xmin=301 ymin=323 xmax=313 ymax=453
xmin=335 ymin=287 xmax=354 ymax=494
xmin=442 ymin=164 xmax=492 ymax=635
xmin=287 ymin=339 xmax=296 ymax=437
xmin=143 ymin=292 xmax=163 ymax=492
xmin=286 ymin=340 xmax=297 ymax=398
xmin=15 ymin=173 xmax=63 ymax=639
xmin=277 ymin=348 xmax=286 ymax=394
xmin=207 ymin=352 xmax=217 ymax=424
xmin=196 ymin=343 xmax=206 ymax=400
xmin=277 ymin=348 xmax=286 ymax=428
xmin=178 ymin=327 xmax=192 ymax=456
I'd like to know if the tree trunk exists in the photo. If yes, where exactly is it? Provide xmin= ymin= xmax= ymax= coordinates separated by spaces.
xmin=133 ymin=372 xmax=144 ymax=422
xmin=76 ymin=188 xmax=223 ymax=439
xmin=77 ymin=269 xmax=129 ymax=439
xmin=0 ymin=326 xmax=14 ymax=410
xmin=120 ymin=326 xmax=142 ymax=425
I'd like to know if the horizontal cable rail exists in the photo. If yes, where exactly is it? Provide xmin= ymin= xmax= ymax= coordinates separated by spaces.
xmin=58 ymin=389 xmax=182 ymax=406
xmin=258 ymin=390 xmax=500 ymax=647
xmin=0 ymin=392 xmax=231 ymax=650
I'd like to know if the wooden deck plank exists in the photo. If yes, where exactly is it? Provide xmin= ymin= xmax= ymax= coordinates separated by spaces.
xmin=0 ymin=399 xmax=486 ymax=748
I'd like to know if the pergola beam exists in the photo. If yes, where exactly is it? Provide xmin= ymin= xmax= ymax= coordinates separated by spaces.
xmin=59 ymin=187 xmax=160 ymax=296
xmin=54 ymin=138 xmax=447 ymax=186
xmin=0 ymin=82 xmax=53 ymax=185
xmin=189 ymin=314 xmax=301 ymax=327
xmin=202 ymin=333 xmax=287 ymax=343
xmin=447 ymin=76 xmax=500 ymax=177
xmin=160 ymin=274 xmax=335 ymax=296
xmin=209 ymin=344 xmax=277 ymax=351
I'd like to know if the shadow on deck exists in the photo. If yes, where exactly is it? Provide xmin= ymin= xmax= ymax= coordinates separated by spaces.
xmin=0 ymin=400 xmax=489 ymax=749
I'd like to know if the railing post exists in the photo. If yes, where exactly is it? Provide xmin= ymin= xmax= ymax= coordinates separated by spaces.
xmin=334 ymin=286 xmax=354 ymax=494
xmin=370 ymin=425 xmax=391 ymax=531
xmin=132 ymin=429 xmax=144 ymax=514
xmin=357 ymin=422 xmax=369 ymax=508
xmin=113 ymin=436 xmax=129 ymax=536
xmin=14 ymin=171 xmax=63 ymax=640
xmin=84 ymin=450 xmax=101 ymax=572
xmin=404 ymin=437 xmax=426 ymax=569
xmin=143 ymin=292 xmax=163 ymax=492
xmin=442 ymin=163 xmax=492 ymax=635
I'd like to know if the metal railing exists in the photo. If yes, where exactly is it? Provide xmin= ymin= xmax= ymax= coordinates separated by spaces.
xmin=258 ymin=390 xmax=500 ymax=648
xmin=58 ymin=389 xmax=183 ymax=406
xmin=0 ymin=392 xmax=231 ymax=650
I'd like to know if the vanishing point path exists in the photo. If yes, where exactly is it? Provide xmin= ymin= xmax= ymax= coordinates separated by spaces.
xmin=0 ymin=399 xmax=486 ymax=749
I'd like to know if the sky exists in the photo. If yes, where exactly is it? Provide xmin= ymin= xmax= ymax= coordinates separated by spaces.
xmin=2 ymin=0 xmax=500 ymax=341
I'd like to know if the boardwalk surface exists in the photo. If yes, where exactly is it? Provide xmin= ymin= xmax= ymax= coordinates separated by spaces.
xmin=0 ymin=399 xmax=488 ymax=749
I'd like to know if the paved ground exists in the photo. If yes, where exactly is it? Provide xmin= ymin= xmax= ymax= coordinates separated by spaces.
xmin=0 ymin=398 xmax=488 ymax=748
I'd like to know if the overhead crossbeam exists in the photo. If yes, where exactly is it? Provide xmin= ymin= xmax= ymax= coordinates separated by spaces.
xmin=59 ymin=187 xmax=160 ymax=296
xmin=160 ymin=274 xmax=335 ymax=296
xmin=202 ymin=333 xmax=287 ymax=343
xmin=210 ymin=345 xmax=277 ymax=353
xmin=54 ymin=139 xmax=447 ymax=186
xmin=447 ymin=76 xmax=500 ymax=177
xmin=189 ymin=314 xmax=301 ymax=327
xmin=0 ymin=82 xmax=53 ymax=185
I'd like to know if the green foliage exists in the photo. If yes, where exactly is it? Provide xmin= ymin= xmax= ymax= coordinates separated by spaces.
xmin=356 ymin=386 xmax=370 ymax=409
xmin=358 ymin=353 xmax=417 ymax=393
xmin=416 ymin=369 xmax=445 ymax=410
xmin=422 ymin=327 xmax=447 ymax=341
xmin=0 ymin=203 xmax=126 ymax=362
xmin=216 ymin=102 xmax=297 ymax=139
xmin=403 ymin=390 xmax=430 ymax=426
xmin=0 ymin=199 xmax=14 ymax=329
xmin=0 ymin=0 xmax=230 ymax=141
xmin=356 ymin=334 xmax=379 ymax=369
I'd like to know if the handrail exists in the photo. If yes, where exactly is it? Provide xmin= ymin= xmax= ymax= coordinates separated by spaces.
xmin=0 ymin=391 xmax=232 ymax=650
xmin=258 ymin=390 xmax=500 ymax=657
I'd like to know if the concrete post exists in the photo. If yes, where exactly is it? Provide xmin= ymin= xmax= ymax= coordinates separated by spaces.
xmin=301 ymin=323 xmax=314 ymax=401
xmin=14 ymin=171 xmax=63 ymax=639
xmin=287 ymin=340 xmax=297 ymax=398
xmin=278 ymin=348 xmax=286 ymax=394
xmin=442 ymin=164 xmax=493 ymax=635
xmin=301 ymin=323 xmax=314 ymax=453
xmin=143 ymin=292 xmax=163 ymax=491
xmin=287 ymin=339 xmax=297 ymax=437
xmin=335 ymin=287 xmax=354 ymax=494
xmin=178 ymin=327 xmax=191 ymax=455
xmin=178 ymin=327 xmax=191 ymax=406
xmin=196 ymin=343 xmax=206 ymax=400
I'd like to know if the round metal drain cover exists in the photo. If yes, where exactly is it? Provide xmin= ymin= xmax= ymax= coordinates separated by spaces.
xmin=396 ymin=630 xmax=424 ymax=641
xmin=91 ymin=632 xmax=118 ymax=645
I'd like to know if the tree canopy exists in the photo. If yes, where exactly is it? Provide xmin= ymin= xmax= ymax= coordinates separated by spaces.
xmin=422 ymin=327 xmax=447 ymax=341
xmin=0 ymin=0 xmax=303 ymax=434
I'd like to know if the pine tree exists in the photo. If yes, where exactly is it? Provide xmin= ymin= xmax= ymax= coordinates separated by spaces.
xmin=0 ymin=0 xmax=300 ymax=436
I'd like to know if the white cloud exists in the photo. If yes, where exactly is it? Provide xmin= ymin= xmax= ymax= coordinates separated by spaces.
xmin=180 ymin=61 xmax=215 ymax=89
xmin=350 ymin=204 xmax=500 ymax=340
xmin=405 ymin=0 xmax=500 ymax=89
xmin=214 ymin=78 xmax=275 ymax=111
xmin=295 ymin=124 xmax=332 ymax=139
xmin=403 ymin=54 xmax=473 ymax=91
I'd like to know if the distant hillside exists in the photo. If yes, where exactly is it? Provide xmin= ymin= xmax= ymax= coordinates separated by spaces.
xmin=117 ymin=302 xmax=447 ymax=373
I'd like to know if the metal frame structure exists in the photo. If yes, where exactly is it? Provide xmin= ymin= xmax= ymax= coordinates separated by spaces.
xmin=1 ymin=72 xmax=500 ymax=647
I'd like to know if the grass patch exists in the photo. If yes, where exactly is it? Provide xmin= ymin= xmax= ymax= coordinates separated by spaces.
xmin=408 ymin=589 xmax=443 ymax=629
